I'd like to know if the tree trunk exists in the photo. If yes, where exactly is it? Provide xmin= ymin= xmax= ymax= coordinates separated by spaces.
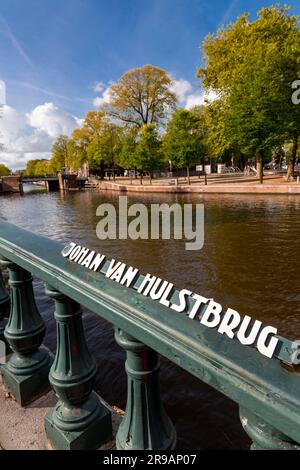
xmin=187 ymin=167 xmax=190 ymax=185
xmin=100 ymin=161 xmax=105 ymax=180
xmin=112 ymin=161 xmax=115 ymax=181
xmin=256 ymin=152 xmax=263 ymax=184
xmin=287 ymin=135 xmax=298 ymax=181
xmin=150 ymin=170 xmax=154 ymax=185
xmin=231 ymin=153 xmax=235 ymax=167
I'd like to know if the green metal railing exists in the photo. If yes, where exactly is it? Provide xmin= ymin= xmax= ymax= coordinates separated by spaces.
xmin=0 ymin=219 xmax=300 ymax=450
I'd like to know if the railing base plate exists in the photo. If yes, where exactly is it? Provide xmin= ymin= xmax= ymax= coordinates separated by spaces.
xmin=0 ymin=353 xmax=53 ymax=406
xmin=44 ymin=393 xmax=113 ymax=450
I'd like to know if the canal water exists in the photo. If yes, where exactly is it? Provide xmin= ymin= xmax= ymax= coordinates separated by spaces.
xmin=1 ymin=186 xmax=300 ymax=449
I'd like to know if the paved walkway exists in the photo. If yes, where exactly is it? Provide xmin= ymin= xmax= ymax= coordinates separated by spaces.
xmin=0 ymin=350 xmax=122 ymax=450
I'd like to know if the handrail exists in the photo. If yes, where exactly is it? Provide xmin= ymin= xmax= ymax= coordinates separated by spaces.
xmin=0 ymin=219 xmax=300 ymax=449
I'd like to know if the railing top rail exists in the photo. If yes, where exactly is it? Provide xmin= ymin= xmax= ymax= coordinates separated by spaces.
xmin=0 ymin=219 xmax=300 ymax=442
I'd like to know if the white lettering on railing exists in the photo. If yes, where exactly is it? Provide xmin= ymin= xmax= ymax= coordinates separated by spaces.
xmin=62 ymin=242 xmax=279 ymax=361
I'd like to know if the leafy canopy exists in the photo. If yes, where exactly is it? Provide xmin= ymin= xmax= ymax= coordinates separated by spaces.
xmin=104 ymin=64 xmax=177 ymax=127
xmin=163 ymin=108 xmax=207 ymax=169
xmin=0 ymin=163 xmax=10 ymax=176
xmin=134 ymin=124 xmax=162 ymax=173
xmin=198 ymin=5 xmax=300 ymax=158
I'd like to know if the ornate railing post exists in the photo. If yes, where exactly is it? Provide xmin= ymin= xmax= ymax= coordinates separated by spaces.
xmin=44 ymin=284 xmax=112 ymax=450
xmin=115 ymin=328 xmax=177 ymax=450
xmin=0 ymin=257 xmax=52 ymax=405
xmin=240 ymin=406 xmax=300 ymax=450
xmin=0 ymin=269 xmax=10 ymax=343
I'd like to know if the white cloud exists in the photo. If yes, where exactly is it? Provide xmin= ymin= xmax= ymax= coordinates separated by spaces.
xmin=92 ymin=81 xmax=105 ymax=93
xmin=0 ymin=105 xmax=27 ymax=144
xmin=13 ymin=131 xmax=53 ymax=153
xmin=93 ymin=86 xmax=112 ymax=108
xmin=170 ymin=76 xmax=218 ymax=109
xmin=185 ymin=93 xmax=204 ymax=109
xmin=0 ymin=151 xmax=51 ymax=170
xmin=185 ymin=89 xmax=218 ymax=109
xmin=170 ymin=79 xmax=193 ymax=103
xmin=27 ymin=102 xmax=79 ymax=138
xmin=0 ymin=85 xmax=80 ymax=170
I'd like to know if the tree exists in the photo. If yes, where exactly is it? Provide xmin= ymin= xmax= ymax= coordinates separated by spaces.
xmin=280 ymin=24 xmax=300 ymax=179
xmin=119 ymin=128 xmax=138 ymax=177
xmin=134 ymin=124 xmax=162 ymax=184
xmin=163 ymin=109 xmax=206 ymax=184
xmin=34 ymin=160 xmax=50 ymax=175
xmin=70 ymin=111 xmax=107 ymax=176
xmin=204 ymin=100 xmax=240 ymax=164
xmin=198 ymin=5 xmax=300 ymax=183
xmin=95 ymin=122 xmax=122 ymax=180
xmin=104 ymin=64 xmax=177 ymax=127
xmin=50 ymin=134 xmax=69 ymax=174
xmin=23 ymin=159 xmax=49 ymax=176
xmin=0 ymin=163 xmax=10 ymax=176
xmin=66 ymin=138 xmax=82 ymax=173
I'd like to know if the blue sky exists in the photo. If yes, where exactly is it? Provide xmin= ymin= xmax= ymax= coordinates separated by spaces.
xmin=1 ymin=0 xmax=300 ymax=169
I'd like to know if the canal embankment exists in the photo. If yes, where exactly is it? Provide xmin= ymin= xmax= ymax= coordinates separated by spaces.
xmin=91 ymin=175 xmax=300 ymax=195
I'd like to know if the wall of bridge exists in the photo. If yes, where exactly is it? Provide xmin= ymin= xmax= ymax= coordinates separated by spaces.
xmin=0 ymin=176 xmax=22 ymax=193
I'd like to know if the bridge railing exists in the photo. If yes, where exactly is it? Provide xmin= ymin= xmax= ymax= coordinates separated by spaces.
xmin=0 ymin=219 xmax=300 ymax=450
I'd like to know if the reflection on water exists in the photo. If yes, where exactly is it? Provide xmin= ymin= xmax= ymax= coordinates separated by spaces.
xmin=0 ymin=189 xmax=299 ymax=449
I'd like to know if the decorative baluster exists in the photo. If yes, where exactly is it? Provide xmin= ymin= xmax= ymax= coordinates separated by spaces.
xmin=0 ymin=258 xmax=52 ymax=406
xmin=240 ymin=406 xmax=300 ymax=450
xmin=115 ymin=328 xmax=177 ymax=450
xmin=0 ymin=269 xmax=10 ymax=343
xmin=44 ymin=284 xmax=112 ymax=450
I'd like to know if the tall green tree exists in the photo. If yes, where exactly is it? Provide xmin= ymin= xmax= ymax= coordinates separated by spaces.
xmin=97 ymin=122 xmax=122 ymax=180
xmin=198 ymin=5 xmax=300 ymax=183
xmin=281 ymin=25 xmax=300 ymax=179
xmin=70 ymin=111 xmax=106 ymax=176
xmin=50 ymin=134 xmax=69 ymax=174
xmin=119 ymin=128 xmax=138 ymax=177
xmin=85 ymin=119 xmax=122 ymax=178
xmin=204 ymin=100 xmax=241 ymax=164
xmin=134 ymin=124 xmax=162 ymax=184
xmin=163 ymin=109 xmax=206 ymax=184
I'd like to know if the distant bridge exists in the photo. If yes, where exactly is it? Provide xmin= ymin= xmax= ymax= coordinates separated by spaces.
xmin=21 ymin=175 xmax=87 ymax=191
